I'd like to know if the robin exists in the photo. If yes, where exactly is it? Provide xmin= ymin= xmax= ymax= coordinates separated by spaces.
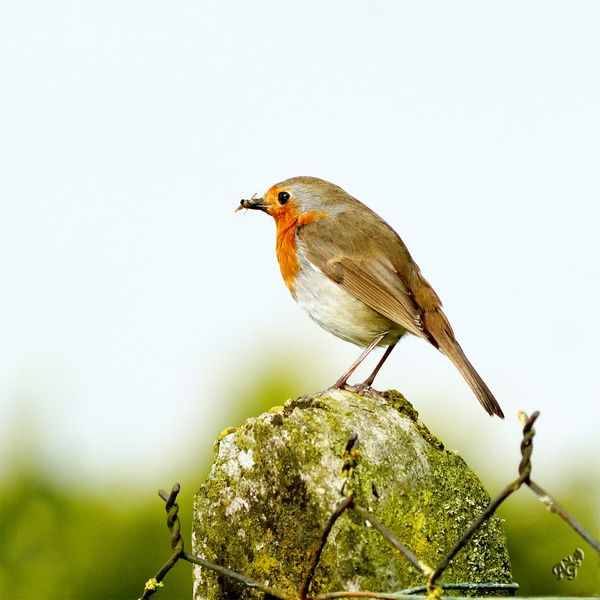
xmin=236 ymin=176 xmax=504 ymax=418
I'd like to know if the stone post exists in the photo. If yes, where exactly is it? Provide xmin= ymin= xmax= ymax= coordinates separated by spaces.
xmin=192 ymin=389 xmax=512 ymax=598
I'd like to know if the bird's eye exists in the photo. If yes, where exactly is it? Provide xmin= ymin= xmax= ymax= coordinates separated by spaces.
xmin=278 ymin=191 xmax=290 ymax=205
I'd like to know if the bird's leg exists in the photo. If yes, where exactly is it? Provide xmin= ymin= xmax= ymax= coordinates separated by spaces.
xmin=332 ymin=332 xmax=387 ymax=389
xmin=360 ymin=342 xmax=397 ymax=388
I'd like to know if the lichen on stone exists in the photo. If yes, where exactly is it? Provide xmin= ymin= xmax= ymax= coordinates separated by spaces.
xmin=193 ymin=389 xmax=512 ymax=599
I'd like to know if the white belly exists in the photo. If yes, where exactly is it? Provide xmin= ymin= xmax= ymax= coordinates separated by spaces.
xmin=293 ymin=254 xmax=406 ymax=347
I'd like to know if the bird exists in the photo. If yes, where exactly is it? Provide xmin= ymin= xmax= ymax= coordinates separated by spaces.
xmin=236 ymin=176 xmax=504 ymax=418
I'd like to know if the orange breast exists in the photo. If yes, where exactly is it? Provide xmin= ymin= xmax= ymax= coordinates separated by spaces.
xmin=275 ymin=209 xmax=325 ymax=295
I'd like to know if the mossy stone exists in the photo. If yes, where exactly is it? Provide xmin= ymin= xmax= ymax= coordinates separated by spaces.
xmin=192 ymin=389 xmax=512 ymax=599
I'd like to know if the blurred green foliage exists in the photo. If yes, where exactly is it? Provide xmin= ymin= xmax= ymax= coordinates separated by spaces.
xmin=1 ymin=368 xmax=598 ymax=599
xmin=499 ymin=485 xmax=599 ymax=596
xmin=1 ymin=468 xmax=195 ymax=599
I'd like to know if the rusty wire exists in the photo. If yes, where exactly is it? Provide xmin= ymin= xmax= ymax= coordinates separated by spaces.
xmin=299 ymin=496 xmax=355 ymax=599
xmin=138 ymin=409 xmax=600 ymax=600
xmin=139 ymin=484 xmax=184 ymax=600
xmin=138 ymin=482 xmax=292 ymax=600
xmin=425 ymin=411 xmax=539 ymax=591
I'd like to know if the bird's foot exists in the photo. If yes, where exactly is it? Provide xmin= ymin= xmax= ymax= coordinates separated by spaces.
xmin=335 ymin=382 xmax=385 ymax=396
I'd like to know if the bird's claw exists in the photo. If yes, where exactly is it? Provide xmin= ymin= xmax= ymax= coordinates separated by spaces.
xmin=332 ymin=382 xmax=385 ymax=396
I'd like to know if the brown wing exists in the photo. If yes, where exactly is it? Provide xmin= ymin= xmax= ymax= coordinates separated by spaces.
xmin=299 ymin=209 xmax=429 ymax=340
xmin=299 ymin=208 xmax=504 ymax=417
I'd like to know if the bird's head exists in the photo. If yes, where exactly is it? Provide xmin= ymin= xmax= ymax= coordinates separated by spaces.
xmin=236 ymin=176 xmax=348 ymax=224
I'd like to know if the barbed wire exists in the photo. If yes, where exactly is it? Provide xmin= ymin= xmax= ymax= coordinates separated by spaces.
xmin=138 ymin=410 xmax=599 ymax=600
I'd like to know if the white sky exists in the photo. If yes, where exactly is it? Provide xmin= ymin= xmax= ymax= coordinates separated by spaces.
xmin=1 ymin=2 xmax=599 ymax=492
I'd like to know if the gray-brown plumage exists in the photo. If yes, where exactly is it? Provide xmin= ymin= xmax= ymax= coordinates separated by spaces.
xmin=238 ymin=176 xmax=504 ymax=418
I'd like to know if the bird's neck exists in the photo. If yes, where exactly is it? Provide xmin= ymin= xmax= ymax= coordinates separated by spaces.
xmin=275 ymin=210 xmax=326 ymax=295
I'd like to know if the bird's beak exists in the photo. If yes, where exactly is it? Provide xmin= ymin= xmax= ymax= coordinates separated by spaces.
xmin=235 ymin=196 xmax=269 ymax=213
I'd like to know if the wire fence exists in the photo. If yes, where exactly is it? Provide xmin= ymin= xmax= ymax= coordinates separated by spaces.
xmin=139 ymin=411 xmax=600 ymax=600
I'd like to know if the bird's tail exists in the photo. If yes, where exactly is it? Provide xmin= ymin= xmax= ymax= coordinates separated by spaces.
xmin=423 ymin=309 xmax=505 ymax=418
xmin=443 ymin=338 xmax=504 ymax=418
